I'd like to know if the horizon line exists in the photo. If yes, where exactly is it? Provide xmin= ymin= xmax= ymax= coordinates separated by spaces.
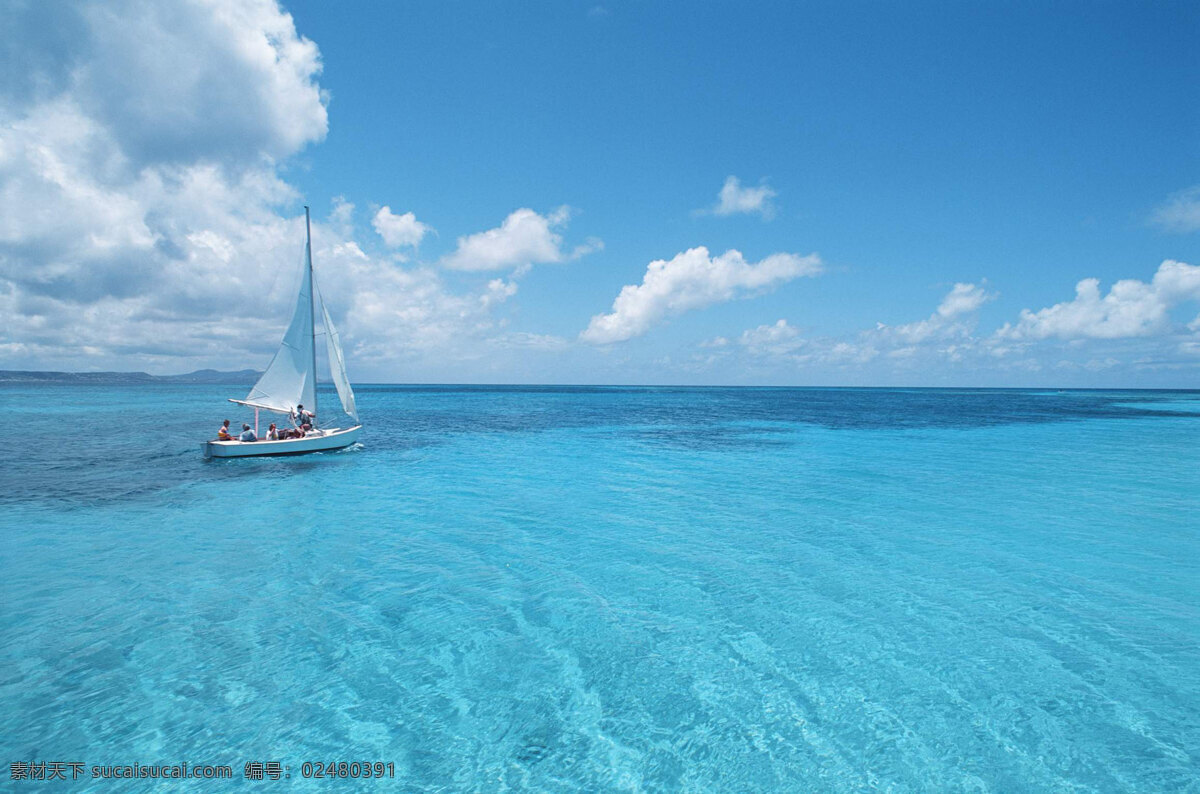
xmin=1 ymin=369 xmax=1197 ymax=392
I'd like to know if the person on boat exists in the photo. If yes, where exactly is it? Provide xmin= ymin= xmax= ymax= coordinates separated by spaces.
xmin=217 ymin=419 xmax=233 ymax=441
xmin=239 ymin=423 xmax=257 ymax=442
xmin=267 ymin=423 xmax=278 ymax=440
xmin=292 ymin=404 xmax=315 ymax=431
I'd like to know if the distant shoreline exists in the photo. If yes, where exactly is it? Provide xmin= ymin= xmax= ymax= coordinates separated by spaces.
xmin=0 ymin=369 xmax=262 ymax=385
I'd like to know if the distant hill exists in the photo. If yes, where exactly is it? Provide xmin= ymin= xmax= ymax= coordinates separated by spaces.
xmin=159 ymin=369 xmax=263 ymax=384
xmin=0 ymin=369 xmax=262 ymax=385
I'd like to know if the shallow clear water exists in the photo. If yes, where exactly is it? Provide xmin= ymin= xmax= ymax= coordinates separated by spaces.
xmin=2 ymin=385 xmax=1198 ymax=791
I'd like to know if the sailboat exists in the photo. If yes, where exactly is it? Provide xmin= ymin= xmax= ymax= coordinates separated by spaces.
xmin=203 ymin=206 xmax=362 ymax=458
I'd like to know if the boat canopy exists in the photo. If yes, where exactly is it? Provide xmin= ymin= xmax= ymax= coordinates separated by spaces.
xmin=227 ymin=398 xmax=294 ymax=415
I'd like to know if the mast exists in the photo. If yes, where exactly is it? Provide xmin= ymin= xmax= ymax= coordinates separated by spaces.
xmin=305 ymin=205 xmax=318 ymax=425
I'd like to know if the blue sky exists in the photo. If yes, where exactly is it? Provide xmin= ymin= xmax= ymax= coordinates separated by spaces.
xmin=1 ymin=0 xmax=1198 ymax=385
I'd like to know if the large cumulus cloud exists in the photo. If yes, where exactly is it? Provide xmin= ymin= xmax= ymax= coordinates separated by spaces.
xmin=0 ymin=0 xmax=523 ymax=377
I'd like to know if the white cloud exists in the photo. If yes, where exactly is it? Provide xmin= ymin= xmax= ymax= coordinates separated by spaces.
xmin=0 ymin=0 xmax=533 ymax=379
xmin=739 ymin=319 xmax=805 ymax=357
xmin=877 ymin=282 xmax=994 ymax=344
xmin=1151 ymin=187 xmax=1200 ymax=233
xmin=570 ymin=236 xmax=605 ymax=260
xmin=707 ymin=176 xmax=777 ymax=219
xmin=688 ymin=267 xmax=1200 ymax=384
xmin=441 ymin=206 xmax=596 ymax=271
xmin=829 ymin=341 xmax=879 ymax=364
xmin=328 ymin=196 xmax=355 ymax=234
xmin=997 ymin=260 xmax=1200 ymax=340
xmin=76 ymin=0 xmax=326 ymax=166
xmin=717 ymin=282 xmax=992 ymax=373
xmin=937 ymin=282 xmax=992 ymax=318
xmin=372 ymin=206 xmax=432 ymax=249
xmin=479 ymin=277 xmax=518 ymax=309
xmin=581 ymin=246 xmax=822 ymax=344
xmin=0 ymin=0 xmax=325 ymax=313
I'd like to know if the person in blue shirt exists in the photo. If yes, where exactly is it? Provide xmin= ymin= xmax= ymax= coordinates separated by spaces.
xmin=239 ymin=423 xmax=257 ymax=442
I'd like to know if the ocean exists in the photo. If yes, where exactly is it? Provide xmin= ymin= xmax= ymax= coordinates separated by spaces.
xmin=1 ymin=384 xmax=1197 ymax=791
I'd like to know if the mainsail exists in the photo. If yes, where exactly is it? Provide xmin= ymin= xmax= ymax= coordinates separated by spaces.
xmin=238 ymin=207 xmax=358 ymax=424
xmin=244 ymin=246 xmax=317 ymax=415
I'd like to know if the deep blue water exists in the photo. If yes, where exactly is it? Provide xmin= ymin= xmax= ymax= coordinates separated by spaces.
xmin=1 ymin=385 xmax=1198 ymax=791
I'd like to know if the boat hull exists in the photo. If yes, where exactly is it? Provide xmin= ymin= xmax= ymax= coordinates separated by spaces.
xmin=203 ymin=426 xmax=362 ymax=458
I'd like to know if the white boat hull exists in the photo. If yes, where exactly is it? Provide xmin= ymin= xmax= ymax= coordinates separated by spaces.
xmin=203 ymin=425 xmax=362 ymax=458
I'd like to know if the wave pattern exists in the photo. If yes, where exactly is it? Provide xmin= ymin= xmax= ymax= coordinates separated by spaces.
xmin=1 ymin=385 xmax=1197 ymax=790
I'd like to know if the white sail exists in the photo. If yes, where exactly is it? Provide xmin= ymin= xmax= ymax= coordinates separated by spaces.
xmin=208 ymin=205 xmax=361 ymax=458
xmin=243 ymin=246 xmax=317 ymax=415
xmin=318 ymin=286 xmax=359 ymax=423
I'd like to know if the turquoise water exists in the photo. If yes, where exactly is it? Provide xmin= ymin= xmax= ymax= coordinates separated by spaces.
xmin=2 ymin=385 xmax=1198 ymax=791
